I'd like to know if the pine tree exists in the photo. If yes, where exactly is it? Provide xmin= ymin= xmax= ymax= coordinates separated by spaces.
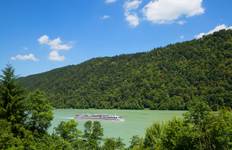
xmin=0 ymin=65 xmax=26 ymax=125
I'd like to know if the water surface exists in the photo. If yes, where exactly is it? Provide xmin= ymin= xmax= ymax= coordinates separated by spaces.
xmin=49 ymin=109 xmax=185 ymax=145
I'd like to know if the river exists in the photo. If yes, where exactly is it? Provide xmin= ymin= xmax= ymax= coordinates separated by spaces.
xmin=49 ymin=109 xmax=185 ymax=145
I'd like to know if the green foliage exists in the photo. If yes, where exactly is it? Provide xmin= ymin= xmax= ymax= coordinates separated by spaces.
xmin=19 ymin=30 xmax=232 ymax=110
xmin=0 ymin=119 xmax=40 ymax=150
xmin=205 ymin=109 xmax=232 ymax=150
xmin=0 ymin=65 xmax=126 ymax=150
xmin=144 ymin=123 xmax=164 ymax=149
xmin=102 ymin=137 xmax=125 ymax=150
xmin=129 ymin=135 xmax=144 ymax=150
xmin=185 ymin=96 xmax=211 ymax=125
xmin=0 ymin=64 xmax=232 ymax=150
xmin=161 ymin=119 xmax=184 ymax=150
xmin=84 ymin=120 xmax=92 ymax=140
xmin=84 ymin=121 xmax=103 ymax=140
xmin=32 ymin=134 xmax=73 ymax=150
xmin=25 ymin=90 xmax=53 ymax=134
xmin=0 ymin=119 xmax=23 ymax=149
xmin=55 ymin=119 xmax=81 ymax=142
xmin=83 ymin=121 xmax=104 ymax=149
xmin=0 ymin=65 xmax=26 ymax=125
xmin=139 ymin=102 xmax=232 ymax=150
xmin=92 ymin=121 xmax=104 ymax=141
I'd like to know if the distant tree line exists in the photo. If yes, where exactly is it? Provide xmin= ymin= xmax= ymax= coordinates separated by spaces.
xmin=1 ymin=65 xmax=232 ymax=149
xmin=19 ymin=30 xmax=232 ymax=110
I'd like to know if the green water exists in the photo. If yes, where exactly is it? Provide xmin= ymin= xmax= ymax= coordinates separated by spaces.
xmin=49 ymin=109 xmax=185 ymax=145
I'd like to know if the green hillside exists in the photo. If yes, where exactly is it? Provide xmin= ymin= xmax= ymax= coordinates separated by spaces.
xmin=19 ymin=30 xmax=232 ymax=110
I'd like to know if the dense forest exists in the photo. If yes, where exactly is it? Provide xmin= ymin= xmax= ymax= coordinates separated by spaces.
xmin=19 ymin=30 xmax=232 ymax=110
xmin=1 ymin=65 xmax=232 ymax=149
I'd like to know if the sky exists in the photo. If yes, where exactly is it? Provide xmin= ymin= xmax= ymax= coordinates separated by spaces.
xmin=0 ymin=0 xmax=231 ymax=76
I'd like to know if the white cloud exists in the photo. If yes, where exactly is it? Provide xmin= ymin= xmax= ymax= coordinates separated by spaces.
xmin=125 ymin=13 xmax=140 ymax=27
xmin=11 ymin=53 xmax=38 ymax=61
xmin=101 ymin=15 xmax=110 ymax=20
xmin=38 ymin=35 xmax=72 ymax=61
xmin=124 ymin=0 xmax=142 ymax=27
xmin=38 ymin=35 xmax=49 ymax=44
xmin=195 ymin=33 xmax=205 ymax=39
xmin=105 ymin=0 xmax=117 ymax=4
xmin=38 ymin=35 xmax=72 ymax=51
xmin=49 ymin=51 xmax=65 ymax=62
xmin=124 ymin=0 xmax=142 ymax=10
xmin=195 ymin=24 xmax=232 ymax=39
xmin=143 ymin=0 xmax=204 ymax=24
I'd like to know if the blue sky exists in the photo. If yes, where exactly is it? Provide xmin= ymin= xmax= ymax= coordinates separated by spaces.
xmin=0 ymin=0 xmax=231 ymax=76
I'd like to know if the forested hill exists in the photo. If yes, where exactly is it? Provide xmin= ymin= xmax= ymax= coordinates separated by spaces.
xmin=19 ymin=30 xmax=232 ymax=110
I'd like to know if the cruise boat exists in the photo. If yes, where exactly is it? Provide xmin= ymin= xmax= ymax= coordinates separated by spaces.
xmin=76 ymin=114 xmax=124 ymax=121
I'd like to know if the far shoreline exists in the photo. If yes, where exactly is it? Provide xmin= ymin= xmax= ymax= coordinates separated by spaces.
xmin=53 ymin=108 xmax=188 ymax=111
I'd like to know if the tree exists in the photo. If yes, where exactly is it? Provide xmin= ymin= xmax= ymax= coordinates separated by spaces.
xmin=185 ymin=97 xmax=211 ymax=125
xmin=83 ymin=121 xmax=104 ymax=149
xmin=35 ymin=134 xmax=73 ymax=150
xmin=84 ymin=120 xmax=92 ymax=140
xmin=55 ymin=119 xmax=81 ymax=142
xmin=92 ymin=121 xmax=104 ymax=141
xmin=102 ymin=138 xmax=125 ymax=150
xmin=143 ymin=123 xmax=164 ymax=149
xmin=25 ymin=90 xmax=53 ymax=134
xmin=184 ymin=98 xmax=213 ymax=150
xmin=204 ymin=108 xmax=232 ymax=150
xmin=129 ymin=135 xmax=143 ymax=150
xmin=0 ymin=65 xmax=26 ymax=125
xmin=0 ymin=119 xmax=23 ymax=149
